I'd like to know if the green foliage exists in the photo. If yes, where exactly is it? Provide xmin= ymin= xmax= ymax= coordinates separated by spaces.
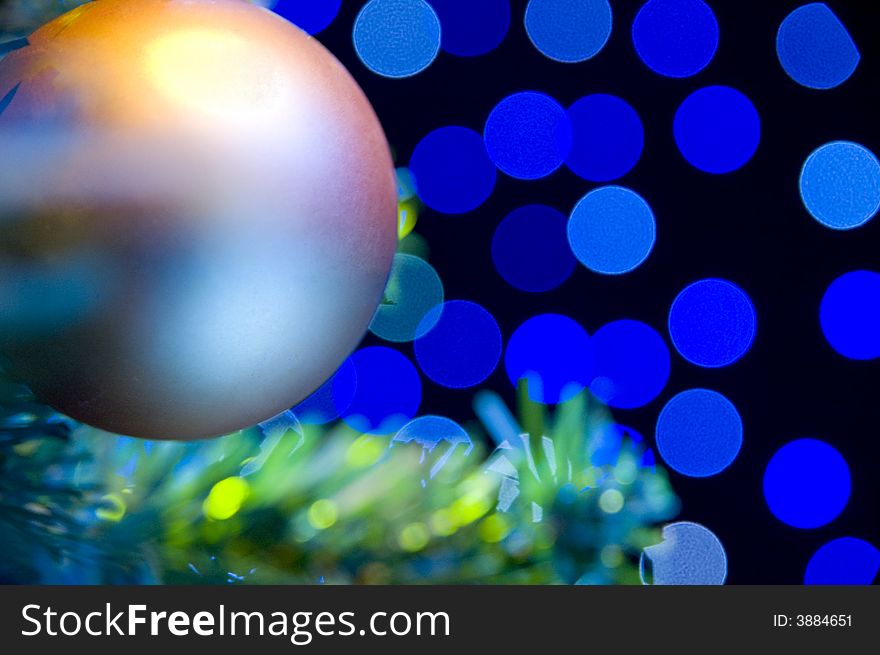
xmin=0 ymin=369 xmax=678 ymax=585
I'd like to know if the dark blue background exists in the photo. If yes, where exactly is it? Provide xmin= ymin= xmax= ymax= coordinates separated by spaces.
xmin=318 ymin=0 xmax=879 ymax=584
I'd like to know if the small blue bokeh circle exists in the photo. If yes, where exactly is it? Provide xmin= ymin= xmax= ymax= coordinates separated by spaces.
xmin=800 ymin=141 xmax=880 ymax=231
xmin=776 ymin=3 xmax=860 ymax=90
xmin=566 ymin=94 xmax=645 ymax=182
xmin=342 ymin=347 xmax=422 ymax=434
xmin=763 ymin=438 xmax=851 ymax=529
xmin=632 ymin=0 xmax=720 ymax=78
xmin=804 ymin=537 xmax=880 ymax=585
xmin=484 ymin=91 xmax=573 ymax=180
xmin=505 ymin=313 xmax=594 ymax=404
xmin=427 ymin=0 xmax=511 ymax=57
xmin=820 ymin=270 xmax=880 ymax=361
xmin=415 ymin=300 xmax=502 ymax=388
xmin=668 ymin=278 xmax=757 ymax=368
xmin=410 ymin=126 xmax=497 ymax=214
xmin=590 ymin=320 xmax=671 ymax=409
xmin=353 ymin=0 xmax=441 ymax=78
xmin=656 ymin=388 xmax=743 ymax=478
xmin=567 ymin=186 xmax=656 ymax=275
xmin=271 ymin=0 xmax=342 ymax=35
xmin=674 ymin=86 xmax=761 ymax=174
xmin=492 ymin=204 xmax=577 ymax=293
xmin=525 ymin=0 xmax=613 ymax=64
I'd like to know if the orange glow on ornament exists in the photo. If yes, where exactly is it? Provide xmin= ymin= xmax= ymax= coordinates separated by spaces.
xmin=0 ymin=0 xmax=397 ymax=439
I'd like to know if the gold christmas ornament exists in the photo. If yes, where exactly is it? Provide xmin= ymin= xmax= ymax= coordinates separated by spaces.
xmin=0 ymin=0 xmax=397 ymax=439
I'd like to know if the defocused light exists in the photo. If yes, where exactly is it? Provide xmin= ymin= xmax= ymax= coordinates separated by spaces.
xmin=800 ymin=141 xmax=880 ymax=230
xmin=397 ymin=201 xmax=419 ymax=239
xmin=777 ymin=3 xmax=859 ymax=90
xmin=568 ymin=186 xmax=656 ymax=275
xmin=270 ymin=0 xmax=342 ymax=35
xmin=599 ymin=489 xmax=625 ymax=514
xmin=293 ymin=357 xmax=358 ymax=425
xmin=525 ymin=0 xmax=613 ymax=63
xmin=590 ymin=320 xmax=670 ymax=409
xmin=484 ymin=92 xmax=572 ymax=180
xmin=354 ymin=0 xmax=441 ymax=78
xmin=632 ymin=0 xmax=719 ymax=78
xmin=820 ymin=270 xmax=880 ymax=360
xmin=492 ymin=204 xmax=576 ymax=293
xmin=669 ymin=278 xmax=757 ymax=368
xmin=478 ymin=513 xmax=511 ymax=543
xmin=674 ymin=86 xmax=760 ymax=174
xmin=370 ymin=254 xmax=444 ymax=343
xmin=203 ymin=477 xmax=250 ymax=521
xmin=656 ymin=389 xmax=742 ymax=477
xmin=505 ymin=314 xmax=594 ymax=404
xmin=763 ymin=438 xmax=850 ymax=529
xmin=308 ymin=499 xmax=339 ymax=530
xmin=415 ymin=301 xmax=502 ymax=388
xmin=399 ymin=522 xmax=431 ymax=551
xmin=346 ymin=435 xmax=385 ymax=468
xmin=566 ymin=94 xmax=644 ymax=182
xmin=805 ymin=537 xmax=880 ymax=585
xmin=427 ymin=0 xmax=511 ymax=56
xmin=641 ymin=521 xmax=727 ymax=585
xmin=410 ymin=126 xmax=496 ymax=213
xmin=342 ymin=347 xmax=422 ymax=434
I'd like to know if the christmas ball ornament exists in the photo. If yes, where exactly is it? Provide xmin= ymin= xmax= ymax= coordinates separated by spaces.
xmin=0 ymin=0 xmax=397 ymax=439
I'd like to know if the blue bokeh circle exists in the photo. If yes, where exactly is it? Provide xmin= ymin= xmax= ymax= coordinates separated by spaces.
xmin=800 ymin=141 xmax=880 ymax=231
xmin=656 ymin=389 xmax=743 ymax=478
xmin=566 ymin=95 xmax=644 ymax=182
xmin=484 ymin=91 xmax=573 ymax=180
xmin=590 ymin=320 xmax=671 ymax=409
xmin=525 ymin=0 xmax=613 ymax=63
xmin=415 ymin=301 xmax=502 ymax=388
xmin=674 ymin=86 xmax=761 ymax=174
xmin=763 ymin=438 xmax=851 ymax=529
xmin=492 ymin=204 xmax=577 ymax=293
xmin=353 ymin=0 xmax=442 ymax=78
xmin=427 ymin=0 xmax=511 ymax=57
xmin=410 ymin=126 xmax=497 ymax=214
xmin=632 ymin=0 xmax=719 ymax=78
xmin=568 ymin=186 xmax=656 ymax=275
xmin=505 ymin=314 xmax=594 ymax=404
xmin=820 ymin=270 xmax=880 ymax=360
xmin=342 ymin=347 xmax=422 ymax=434
xmin=668 ymin=278 xmax=757 ymax=368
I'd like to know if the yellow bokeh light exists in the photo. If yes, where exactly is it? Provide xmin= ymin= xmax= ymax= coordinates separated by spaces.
xmin=346 ymin=435 xmax=384 ymax=468
xmin=398 ymin=522 xmax=430 ymax=552
xmin=429 ymin=509 xmax=457 ymax=537
xmin=203 ymin=476 xmax=250 ymax=521
xmin=307 ymin=499 xmax=338 ymax=530
xmin=450 ymin=492 xmax=492 ymax=527
xmin=398 ymin=201 xmax=418 ymax=240
xmin=478 ymin=514 xmax=511 ymax=543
